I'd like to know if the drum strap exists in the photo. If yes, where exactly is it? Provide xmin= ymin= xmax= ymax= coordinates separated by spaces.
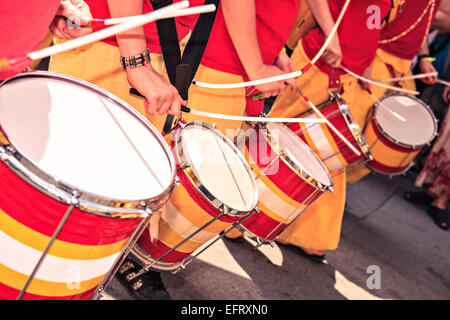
xmin=149 ymin=0 xmax=220 ymax=135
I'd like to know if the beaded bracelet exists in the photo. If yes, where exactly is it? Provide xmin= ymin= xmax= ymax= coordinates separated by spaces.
xmin=120 ymin=49 xmax=151 ymax=70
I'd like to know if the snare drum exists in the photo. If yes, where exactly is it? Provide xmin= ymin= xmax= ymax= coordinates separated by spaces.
xmin=0 ymin=72 xmax=176 ymax=300
xmin=364 ymin=94 xmax=438 ymax=175
xmin=130 ymin=121 xmax=259 ymax=272
xmin=288 ymin=93 xmax=372 ymax=173
xmin=235 ymin=122 xmax=334 ymax=243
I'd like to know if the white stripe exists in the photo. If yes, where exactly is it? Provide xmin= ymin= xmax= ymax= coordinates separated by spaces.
xmin=0 ymin=231 xmax=120 ymax=283
xmin=304 ymin=114 xmax=344 ymax=171
xmin=256 ymin=179 xmax=303 ymax=223
xmin=161 ymin=200 xmax=219 ymax=244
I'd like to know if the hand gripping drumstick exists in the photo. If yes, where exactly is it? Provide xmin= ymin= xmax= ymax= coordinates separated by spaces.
xmin=129 ymin=88 xmax=326 ymax=124
xmin=191 ymin=0 xmax=352 ymax=90
xmin=0 ymin=1 xmax=217 ymax=69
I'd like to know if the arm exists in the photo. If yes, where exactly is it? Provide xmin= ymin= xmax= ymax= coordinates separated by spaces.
xmin=222 ymin=0 xmax=296 ymax=98
xmin=417 ymin=39 xmax=438 ymax=84
xmin=107 ymin=0 xmax=185 ymax=116
xmin=306 ymin=0 xmax=342 ymax=68
xmin=432 ymin=1 xmax=450 ymax=34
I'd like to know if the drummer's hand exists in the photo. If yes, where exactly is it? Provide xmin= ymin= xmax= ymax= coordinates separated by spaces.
xmin=359 ymin=66 xmax=372 ymax=91
xmin=50 ymin=0 xmax=93 ymax=40
xmin=322 ymin=34 xmax=342 ymax=69
xmin=419 ymin=59 xmax=438 ymax=84
xmin=443 ymin=86 xmax=450 ymax=104
xmin=249 ymin=64 xmax=294 ymax=98
xmin=274 ymin=51 xmax=297 ymax=88
xmin=127 ymin=65 xmax=186 ymax=116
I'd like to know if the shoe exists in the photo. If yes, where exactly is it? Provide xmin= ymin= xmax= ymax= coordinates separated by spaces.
xmin=277 ymin=242 xmax=326 ymax=263
xmin=116 ymin=257 xmax=171 ymax=300
xmin=403 ymin=191 xmax=434 ymax=207
xmin=427 ymin=206 xmax=449 ymax=231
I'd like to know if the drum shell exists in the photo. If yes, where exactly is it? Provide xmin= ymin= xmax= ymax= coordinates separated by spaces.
xmin=289 ymin=100 xmax=368 ymax=172
xmin=238 ymin=126 xmax=327 ymax=242
xmin=365 ymin=117 xmax=422 ymax=175
xmin=0 ymin=161 xmax=143 ymax=300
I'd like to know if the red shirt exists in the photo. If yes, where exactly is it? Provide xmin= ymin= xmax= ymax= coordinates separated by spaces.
xmin=85 ymin=0 xmax=203 ymax=53
xmin=302 ymin=0 xmax=392 ymax=76
xmin=201 ymin=0 xmax=301 ymax=76
xmin=379 ymin=0 xmax=441 ymax=60
xmin=0 ymin=0 xmax=61 ymax=79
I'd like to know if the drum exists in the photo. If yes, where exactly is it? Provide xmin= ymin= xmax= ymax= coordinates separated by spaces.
xmin=364 ymin=94 xmax=438 ymax=175
xmin=288 ymin=93 xmax=372 ymax=173
xmin=235 ymin=122 xmax=334 ymax=243
xmin=0 ymin=72 xmax=176 ymax=300
xmin=130 ymin=121 xmax=259 ymax=272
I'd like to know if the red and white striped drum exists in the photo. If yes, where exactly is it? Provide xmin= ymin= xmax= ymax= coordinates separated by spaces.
xmin=364 ymin=94 xmax=438 ymax=175
xmin=0 ymin=72 xmax=176 ymax=300
xmin=130 ymin=121 xmax=259 ymax=272
xmin=236 ymin=122 xmax=334 ymax=243
xmin=289 ymin=93 xmax=372 ymax=173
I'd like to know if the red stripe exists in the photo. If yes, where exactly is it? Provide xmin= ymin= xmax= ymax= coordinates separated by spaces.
xmin=0 ymin=281 xmax=97 ymax=300
xmin=240 ymin=210 xmax=288 ymax=242
xmin=366 ymin=158 xmax=410 ymax=175
xmin=136 ymin=229 xmax=191 ymax=264
xmin=246 ymin=128 xmax=317 ymax=205
xmin=370 ymin=119 xmax=418 ymax=152
xmin=0 ymin=161 xmax=142 ymax=245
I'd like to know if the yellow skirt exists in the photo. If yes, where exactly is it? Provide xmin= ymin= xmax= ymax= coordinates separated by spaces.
xmin=346 ymin=49 xmax=417 ymax=184
xmin=268 ymin=44 xmax=358 ymax=251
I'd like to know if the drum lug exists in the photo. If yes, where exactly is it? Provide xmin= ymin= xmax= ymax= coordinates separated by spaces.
xmin=211 ymin=123 xmax=217 ymax=129
xmin=70 ymin=191 xmax=80 ymax=206
xmin=174 ymin=176 xmax=181 ymax=185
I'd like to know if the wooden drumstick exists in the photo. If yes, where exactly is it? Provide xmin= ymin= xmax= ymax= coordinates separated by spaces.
xmin=368 ymin=91 xmax=406 ymax=122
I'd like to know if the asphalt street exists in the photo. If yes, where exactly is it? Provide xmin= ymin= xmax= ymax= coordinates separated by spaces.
xmin=102 ymin=171 xmax=450 ymax=300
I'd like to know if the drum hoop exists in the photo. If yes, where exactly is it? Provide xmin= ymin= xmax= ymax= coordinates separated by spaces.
xmin=129 ymin=243 xmax=181 ymax=272
xmin=173 ymin=121 xmax=259 ymax=217
xmin=257 ymin=122 xmax=334 ymax=191
xmin=374 ymin=93 xmax=438 ymax=149
xmin=334 ymin=96 xmax=373 ymax=161
xmin=0 ymin=71 xmax=177 ymax=218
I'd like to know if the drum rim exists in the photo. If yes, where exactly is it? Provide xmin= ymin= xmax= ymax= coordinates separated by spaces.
xmin=374 ymin=93 xmax=438 ymax=149
xmin=0 ymin=71 xmax=177 ymax=218
xmin=258 ymin=122 xmax=334 ymax=191
xmin=173 ymin=121 xmax=259 ymax=217
xmin=333 ymin=94 xmax=373 ymax=161
xmin=129 ymin=242 xmax=182 ymax=272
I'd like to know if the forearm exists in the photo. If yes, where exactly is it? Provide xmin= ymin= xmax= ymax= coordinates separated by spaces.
xmin=222 ymin=0 xmax=263 ymax=77
xmin=306 ymin=0 xmax=335 ymax=36
xmin=417 ymin=39 xmax=430 ymax=56
xmin=107 ymin=0 xmax=147 ymax=56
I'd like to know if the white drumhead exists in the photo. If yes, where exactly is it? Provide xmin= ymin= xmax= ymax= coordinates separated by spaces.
xmin=376 ymin=95 xmax=437 ymax=146
xmin=266 ymin=122 xmax=332 ymax=187
xmin=0 ymin=74 xmax=174 ymax=201
xmin=180 ymin=125 xmax=256 ymax=212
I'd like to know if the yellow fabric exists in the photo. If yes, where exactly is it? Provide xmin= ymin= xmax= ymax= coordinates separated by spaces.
xmin=267 ymin=43 xmax=358 ymax=251
xmin=286 ymin=0 xmax=317 ymax=51
xmin=31 ymin=30 xmax=53 ymax=70
xmin=346 ymin=48 xmax=417 ymax=184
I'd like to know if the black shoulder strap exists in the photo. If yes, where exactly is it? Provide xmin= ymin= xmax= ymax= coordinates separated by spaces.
xmin=149 ymin=0 xmax=220 ymax=134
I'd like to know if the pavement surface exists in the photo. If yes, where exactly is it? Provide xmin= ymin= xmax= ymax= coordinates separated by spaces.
xmin=102 ymin=172 xmax=450 ymax=300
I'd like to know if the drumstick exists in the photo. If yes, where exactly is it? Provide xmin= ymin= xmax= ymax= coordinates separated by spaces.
xmin=129 ymin=88 xmax=326 ymax=124
xmin=341 ymin=66 xmax=420 ymax=95
xmin=0 ymin=1 xmax=217 ymax=69
xmin=438 ymin=79 xmax=450 ymax=86
xmin=191 ymin=0 xmax=351 ymax=90
xmin=375 ymin=72 xmax=438 ymax=83
xmin=62 ymin=5 xmax=217 ymax=28
xmin=301 ymin=93 xmax=362 ymax=157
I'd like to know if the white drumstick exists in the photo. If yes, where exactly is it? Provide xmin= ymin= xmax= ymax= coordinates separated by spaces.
xmin=438 ymin=79 xmax=450 ymax=86
xmin=369 ymin=92 xmax=406 ymax=122
xmin=341 ymin=66 xmax=420 ymax=95
xmin=302 ymin=94 xmax=361 ymax=157
xmin=91 ymin=5 xmax=216 ymax=25
xmin=192 ymin=0 xmax=352 ymax=90
xmin=375 ymin=72 xmax=438 ymax=83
